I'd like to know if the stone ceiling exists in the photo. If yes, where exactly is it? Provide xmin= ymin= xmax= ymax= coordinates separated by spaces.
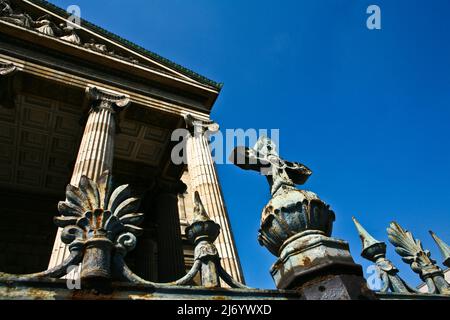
xmin=0 ymin=80 xmax=179 ymax=196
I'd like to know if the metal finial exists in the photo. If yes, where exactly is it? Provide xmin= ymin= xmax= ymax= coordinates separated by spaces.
xmin=352 ymin=217 xmax=382 ymax=249
xmin=429 ymin=231 xmax=450 ymax=268
xmin=352 ymin=217 xmax=386 ymax=261
xmin=352 ymin=218 xmax=417 ymax=294
xmin=388 ymin=222 xmax=450 ymax=294
xmin=192 ymin=191 xmax=211 ymax=223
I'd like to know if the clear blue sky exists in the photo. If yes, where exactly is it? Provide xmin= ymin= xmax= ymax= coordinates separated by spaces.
xmin=51 ymin=0 xmax=450 ymax=289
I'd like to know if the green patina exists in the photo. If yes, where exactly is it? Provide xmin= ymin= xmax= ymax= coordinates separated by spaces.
xmin=28 ymin=0 xmax=223 ymax=90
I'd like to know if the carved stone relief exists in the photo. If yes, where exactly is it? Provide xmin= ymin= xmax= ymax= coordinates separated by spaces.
xmin=0 ymin=0 xmax=140 ymax=64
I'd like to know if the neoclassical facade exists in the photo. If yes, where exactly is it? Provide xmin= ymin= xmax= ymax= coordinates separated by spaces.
xmin=0 ymin=0 xmax=243 ymax=286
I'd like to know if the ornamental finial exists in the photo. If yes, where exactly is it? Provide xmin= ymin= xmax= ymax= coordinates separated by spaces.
xmin=230 ymin=136 xmax=334 ymax=256
xmin=388 ymin=222 xmax=450 ymax=295
xmin=352 ymin=217 xmax=417 ymax=294
xmin=352 ymin=217 xmax=386 ymax=261
xmin=55 ymin=171 xmax=144 ymax=283
xmin=429 ymin=231 xmax=450 ymax=268
xmin=193 ymin=191 xmax=211 ymax=223
xmin=230 ymin=136 xmax=312 ymax=196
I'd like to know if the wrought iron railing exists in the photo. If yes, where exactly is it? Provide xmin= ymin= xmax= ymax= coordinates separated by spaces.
xmin=0 ymin=171 xmax=248 ymax=290
xmin=352 ymin=217 xmax=450 ymax=295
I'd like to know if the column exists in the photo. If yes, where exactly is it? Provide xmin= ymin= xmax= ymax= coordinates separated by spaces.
xmin=0 ymin=62 xmax=18 ymax=109
xmin=184 ymin=114 xmax=245 ymax=283
xmin=155 ymin=180 xmax=187 ymax=282
xmin=48 ymin=86 xmax=130 ymax=269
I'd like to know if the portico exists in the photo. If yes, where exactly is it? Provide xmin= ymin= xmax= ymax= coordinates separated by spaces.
xmin=0 ymin=0 xmax=244 ymax=285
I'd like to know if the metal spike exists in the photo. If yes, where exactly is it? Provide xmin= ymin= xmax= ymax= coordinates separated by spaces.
xmin=429 ymin=231 xmax=450 ymax=268
xmin=352 ymin=217 xmax=386 ymax=261
xmin=193 ymin=191 xmax=211 ymax=223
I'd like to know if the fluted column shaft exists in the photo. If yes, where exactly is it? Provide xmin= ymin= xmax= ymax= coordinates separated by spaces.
xmin=70 ymin=106 xmax=115 ymax=185
xmin=156 ymin=190 xmax=186 ymax=282
xmin=48 ymin=87 xmax=129 ymax=269
xmin=185 ymin=117 xmax=245 ymax=283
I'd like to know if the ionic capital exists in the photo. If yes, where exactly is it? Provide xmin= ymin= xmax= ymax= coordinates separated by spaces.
xmin=0 ymin=62 xmax=17 ymax=76
xmin=86 ymin=85 xmax=130 ymax=113
xmin=184 ymin=113 xmax=219 ymax=136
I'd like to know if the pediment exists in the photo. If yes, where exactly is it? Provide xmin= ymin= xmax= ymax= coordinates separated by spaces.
xmin=0 ymin=0 xmax=221 ymax=91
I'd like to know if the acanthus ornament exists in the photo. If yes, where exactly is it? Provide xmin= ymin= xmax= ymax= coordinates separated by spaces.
xmin=54 ymin=171 xmax=144 ymax=282
xmin=387 ymin=222 xmax=450 ymax=295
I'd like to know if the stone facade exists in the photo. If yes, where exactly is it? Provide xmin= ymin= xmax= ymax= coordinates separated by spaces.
xmin=0 ymin=0 xmax=244 ymax=287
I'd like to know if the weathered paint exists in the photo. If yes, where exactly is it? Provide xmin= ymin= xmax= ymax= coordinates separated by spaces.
xmin=0 ymin=278 xmax=302 ymax=300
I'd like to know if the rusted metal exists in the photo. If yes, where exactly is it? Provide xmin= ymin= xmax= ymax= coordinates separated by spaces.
xmin=55 ymin=171 xmax=144 ymax=286
xmin=230 ymin=136 xmax=375 ymax=299
xmin=388 ymin=222 xmax=450 ymax=295
xmin=0 ymin=277 xmax=302 ymax=300
xmin=0 ymin=247 xmax=83 ymax=281
xmin=115 ymin=192 xmax=249 ymax=289
xmin=352 ymin=217 xmax=417 ymax=294
xmin=258 ymin=189 xmax=335 ymax=256
xmin=230 ymin=136 xmax=335 ymax=257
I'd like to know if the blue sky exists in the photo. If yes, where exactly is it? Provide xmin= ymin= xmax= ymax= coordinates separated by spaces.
xmin=51 ymin=0 xmax=450 ymax=289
